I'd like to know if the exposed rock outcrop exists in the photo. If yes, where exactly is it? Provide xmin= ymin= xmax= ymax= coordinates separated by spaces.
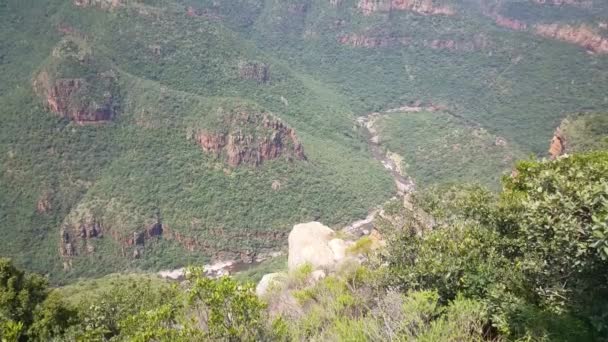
xmin=492 ymin=14 xmax=528 ymax=31
xmin=238 ymin=61 xmax=271 ymax=84
xmin=36 ymin=192 xmax=52 ymax=214
xmin=534 ymin=24 xmax=608 ymax=54
xmin=256 ymin=272 xmax=289 ymax=297
xmin=339 ymin=34 xmax=411 ymax=48
xmin=549 ymin=127 xmax=566 ymax=159
xmin=34 ymin=74 xmax=118 ymax=123
xmin=358 ymin=0 xmax=455 ymax=16
xmin=59 ymin=217 xmax=105 ymax=269
xmin=33 ymin=38 xmax=120 ymax=123
xmin=531 ymin=0 xmax=592 ymax=8
xmin=195 ymin=112 xmax=305 ymax=167
xmin=74 ymin=0 xmax=122 ymax=9
xmin=339 ymin=33 xmax=490 ymax=51
xmin=287 ymin=222 xmax=353 ymax=272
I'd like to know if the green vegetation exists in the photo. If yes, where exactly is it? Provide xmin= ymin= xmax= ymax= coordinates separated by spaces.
xmin=1 ymin=0 xmax=608 ymax=283
xmin=2 ymin=151 xmax=607 ymax=341
xmin=375 ymin=110 xmax=527 ymax=188
xmin=560 ymin=113 xmax=608 ymax=153
xmin=0 ymin=0 xmax=393 ymax=281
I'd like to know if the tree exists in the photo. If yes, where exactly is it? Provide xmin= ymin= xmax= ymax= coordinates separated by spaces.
xmin=0 ymin=258 xmax=48 ymax=341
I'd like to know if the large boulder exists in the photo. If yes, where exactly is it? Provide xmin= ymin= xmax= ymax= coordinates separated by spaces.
xmin=256 ymin=272 xmax=288 ymax=297
xmin=288 ymin=222 xmax=350 ymax=272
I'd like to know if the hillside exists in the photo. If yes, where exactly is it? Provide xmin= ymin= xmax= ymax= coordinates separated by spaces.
xmin=1 ymin=0 xmax=608 ymax=282
xmin=1 ymin=150 xmax=608 ymax=341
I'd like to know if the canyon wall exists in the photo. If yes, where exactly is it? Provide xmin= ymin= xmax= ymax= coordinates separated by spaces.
xmin=357 ymin=0 xmax=455 ymax=16
xmin=195 ymin=112 xmax=306 ymax=167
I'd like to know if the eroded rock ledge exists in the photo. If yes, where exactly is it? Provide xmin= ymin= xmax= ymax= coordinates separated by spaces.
xmin=534 ymin=24 xmax=608 ymax=54
xmin=357 ymin=0 xmax=455 ymax=16
xmin=33 ymin=38 xmax=120 ymax=123
xmin=74 ymin=0 xmax=123 ymax=10
xmin=195 ymin=112 xmax=306 ymax=167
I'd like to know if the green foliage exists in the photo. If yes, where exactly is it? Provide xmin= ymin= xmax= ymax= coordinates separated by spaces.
xmin=27 ymin=292 xmax=77 ymax=341
xmin=560 ymin=113 xmax=608 ymax=154
xmin=417 ymin=295 xmax=488 ymax=342
xmin=184 ymin=268 xmax=269 ymax=341
xmin=376 ymin=111 xmax=526 ymax=189
xmin=385 ymin=152 xmax=608 ymax=340
xmin=0 ymin=258 xmax=48 ymax=341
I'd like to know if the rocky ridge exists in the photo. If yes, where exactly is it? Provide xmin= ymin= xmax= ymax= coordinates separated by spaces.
xmin=357 ymin=0 xmax=455 ymax=16
xmin=534 ymin=24 xmax=608 ymax=54
xmin=549 ymin=127 xmax=566 ymax=159
xmin=33 ymin=38 xmax=120 ymax=123
xmin=339 ymin=33 xmax=490 ymax=51
xmin=194 ymin=111 xmax=306 ymax=167
xmin=531 ymin=0 xmax=593 ymax=8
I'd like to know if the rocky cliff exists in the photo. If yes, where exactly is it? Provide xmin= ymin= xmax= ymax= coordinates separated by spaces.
xmin=339 ymin=33 xmax=490 ymax=51
xmin=74 ymin=0 xmax=122 ymax=9
xmin=534 ymin=24 xmax=608 ymax=54
xmin=357 ymin=0 xmax=455 ymax=16
xmin=549 ymin=127 xmax=566 ymax=159
xmin=195 ymin=111 xmax=305 ymax=167
xmin=34 ymin=73 xmax=118 ymax=123
xmin=531 ymin=0 xmax=592 ymax=8
xmin=238 ymin=61 xmax=271 ymax=84
xmin=33 ymin=38 xmax=120 ymax=123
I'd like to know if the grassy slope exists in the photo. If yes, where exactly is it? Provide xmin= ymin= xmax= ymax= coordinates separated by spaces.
xmin=561 ymin=113 xmax=608 ymax=153
xmin=376 ymin=111 xmax=527 ymax=189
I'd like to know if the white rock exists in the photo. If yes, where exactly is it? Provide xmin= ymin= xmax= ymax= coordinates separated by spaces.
xmin=288 ymin=222 xmax=337 ymax=272
xmin=328 ymin=238 xmax=348 ymax=262
xmin=309 ymin=270 xmax=326 ymax=283
xmin=256 ymin=272 xmax=287 ymax=297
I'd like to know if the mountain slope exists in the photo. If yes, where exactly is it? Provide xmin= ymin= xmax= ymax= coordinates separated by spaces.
xmin=1 ymin=0 xmax=607 ymax=282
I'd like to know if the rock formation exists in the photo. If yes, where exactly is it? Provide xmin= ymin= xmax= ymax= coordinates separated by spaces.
xmin=287 ymin=222 xmax=352 ymax=271
xmin=256 ymin=273 xmax=289 ymax=297
xmin=338 ymin=34 xmax=411 ymax=48
xmin=492 ymin=14 xmax=528 ymax=31
xmin=59 ymin=216 xmax=105 ymax=269
xmin=33 ymin=38 xmax=120 ymax=123
xmin=238 ymin=61 xmax=271 ymax=84
xmin=339 ymin=33 xmax=490 ymax=51
xmin=549 ymin=127 xmax=566 ymax=159
xmin=34 ymin=74 xmax=118 ymax=123
xmin=357 ymin=0 xmax=455 ymax=16
xmin=531 ymin=0 xmax=592 ymax=8
xmin=534 ymin=24 xmax=608 ymax=54
xmin=195 ymin=112 xmax=305 ymax=167
xmin=73 ymin=0 xmax=122 ymax=9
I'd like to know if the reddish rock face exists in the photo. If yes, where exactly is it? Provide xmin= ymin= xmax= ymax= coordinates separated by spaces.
xmin=49 ymin=79 xmax=114 ymax=122
xmin=339 ymin=33 xmax=490 ymax=51
xmin=73 ymin=0 xmax=122 ymax=9
xmin=535 ymin=24 xmax=608 ymax=54
xmin=549 ymin=128 xmax=566 ymax=159
xmin=358 ymin=0 xmax=455 ymax=16
xmin=492 ymin=14 xmax=528 ymax=31
xmin=34 ymin=72 xmax=118 ymax=123
xmin=531 ymin=0 xmax=592 ymax=8
xmin=338 ymin=34 xmax=411 ymax=48
xmin=238 ymin=61 xmax=271 ymax=84
xmin=195 ymin=112 xmax=306 ymax=167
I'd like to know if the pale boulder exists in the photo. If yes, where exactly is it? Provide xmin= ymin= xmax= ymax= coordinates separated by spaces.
xmin=256 ymin=272 xmax=287 ymax=297
xmin=328 ymin=238 xmax=348 ymax=261
xmin=309 ymin=269 xmax=327 ymax=283
xmin=288 ymin=222 xmax=338 ymax=271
